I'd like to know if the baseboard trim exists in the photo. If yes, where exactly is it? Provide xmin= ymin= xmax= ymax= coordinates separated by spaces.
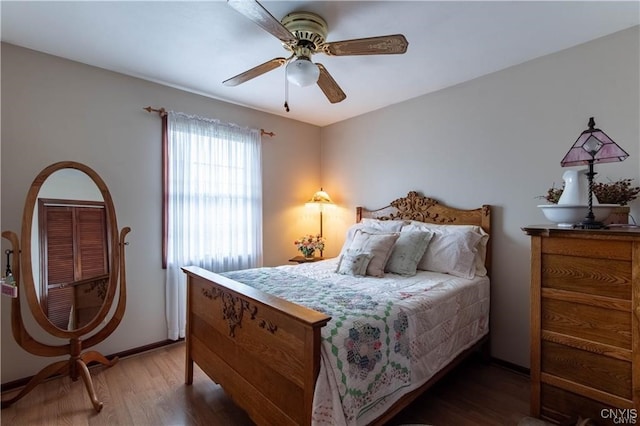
xmin=490 ymin=356 xmax=530 ymax=376
xmin=1 ymin=338 xmax=183 ymax=393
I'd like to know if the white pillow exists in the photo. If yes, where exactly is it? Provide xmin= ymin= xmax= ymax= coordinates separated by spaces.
xmin=403 ymin=222 xmax=488 ymax=278
xmin=360 ymin=218 xmax=406 ymax=232
xmin=473 ymin=230 xmax=489 ymax=277
xmin=338 ymin=219 xmax=405 ymax=258
xmin=422 ymin=229 xmax=483 ymax=278
xmin=338 ymin=223 xmax=374 ymax=257
xmin=336 ymin=249 xmax=373 ymax=276
xmin=347 ymin=230 xmax=399 ymax=277
xmin=385 ymin=230 xmax=434 ymax=276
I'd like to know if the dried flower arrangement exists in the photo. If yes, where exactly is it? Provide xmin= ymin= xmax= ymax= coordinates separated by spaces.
xmin=541 ymin=178 xmax=640 ymax=206
xmin=592 ymin=178 xmax=640 ymax=205
xmin=541 ymin=185 xmax=564 ymax=204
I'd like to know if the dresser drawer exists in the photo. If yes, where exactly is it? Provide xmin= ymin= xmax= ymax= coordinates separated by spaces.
xmin=541 ymin=254 xmax=632 ymax=300
xmin=542 ymin=298 xmax=631 ymax=349
xmin=541 ymin=237 xmax=631 ymax=260
xmin=541 ymin=383 xmax=624 ymax=426
xmin=541 ymin=341 xmax=632 ymax=399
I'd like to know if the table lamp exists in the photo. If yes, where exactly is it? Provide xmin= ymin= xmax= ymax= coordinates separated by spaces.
xmin=560 ymin=117 xmax=629 ymax=229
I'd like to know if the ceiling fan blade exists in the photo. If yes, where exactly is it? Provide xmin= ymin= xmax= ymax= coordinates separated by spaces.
xmin=223 ymin=57 xmax=286 ymax=86
xmin=316 ymin=64 xmax=346 ymax=104
xmin=227 ymin=0 xmax=297 ymax=44
xmin=322 ymin=34 xmax=408 ymax=56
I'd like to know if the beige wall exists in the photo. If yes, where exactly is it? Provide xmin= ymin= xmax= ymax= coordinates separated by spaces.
xmin=2 ymin=25 xmax=639 ymax=384
xmin=0 ymin=44 xmax=322 ymax=383
xmin=321 ymin=26 xmax=640 ymax=368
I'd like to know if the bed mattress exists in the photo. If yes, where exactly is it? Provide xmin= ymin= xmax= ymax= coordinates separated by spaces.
xmin=222 ymin=258 xmax=490 ymax=426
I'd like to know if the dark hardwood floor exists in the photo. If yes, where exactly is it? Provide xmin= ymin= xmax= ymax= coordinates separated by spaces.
xmin=1 ymin=342 xmax=530 ymax=425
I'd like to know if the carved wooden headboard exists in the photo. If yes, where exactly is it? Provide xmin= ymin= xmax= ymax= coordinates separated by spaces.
xmin=356 ymin=191 xmax=492 ymax=274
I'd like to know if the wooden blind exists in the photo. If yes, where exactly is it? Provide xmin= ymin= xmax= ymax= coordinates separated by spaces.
xmin=76 ymin=207 xmax=108 ymax=279
xmin=47 ymin=286 xmax=74 ymax=329
xmin=42 ymin=202 xmax=108 ymax=329
xmin=45 ymin=207 xmax=75 ymax=285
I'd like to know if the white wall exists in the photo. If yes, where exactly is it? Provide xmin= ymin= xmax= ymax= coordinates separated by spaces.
xmin=321 ymin=26 xmax=640 ymax=368
xmin=2 ymin=26 xmax=638 ymax=385
xmin=1 ymin=44 xmax=322 ymax=383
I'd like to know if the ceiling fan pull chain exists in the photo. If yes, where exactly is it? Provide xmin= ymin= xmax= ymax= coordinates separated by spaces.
xmin=284 ymin=65 xmax=290 ymax=112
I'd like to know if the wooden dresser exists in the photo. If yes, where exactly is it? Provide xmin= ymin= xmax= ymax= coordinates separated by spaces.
xmin=523 ymin=226 xmax=640 ymax=425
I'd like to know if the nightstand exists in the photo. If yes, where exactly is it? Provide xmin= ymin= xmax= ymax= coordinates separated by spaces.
xmin=288 ymin=256 xmax=325 ymax=264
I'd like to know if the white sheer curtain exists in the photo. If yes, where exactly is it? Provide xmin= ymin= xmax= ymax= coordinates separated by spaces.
xmin=165 ymin=111 xmax=262 ymax=340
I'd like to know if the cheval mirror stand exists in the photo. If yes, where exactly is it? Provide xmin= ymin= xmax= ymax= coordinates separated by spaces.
xmin=1 ymin=161 xmax=130 ymax=412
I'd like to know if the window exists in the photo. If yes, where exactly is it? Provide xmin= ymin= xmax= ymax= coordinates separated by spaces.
xmin=164 ymin=111 xmax=262 ymax=340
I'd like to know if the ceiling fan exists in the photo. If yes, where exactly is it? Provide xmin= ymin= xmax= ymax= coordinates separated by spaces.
xmin=223 ymin=0 xmax=409 ymax=111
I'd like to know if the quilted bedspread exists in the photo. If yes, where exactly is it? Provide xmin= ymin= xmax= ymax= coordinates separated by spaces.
xmin=222 ymin=259 xmax=489 ymax=426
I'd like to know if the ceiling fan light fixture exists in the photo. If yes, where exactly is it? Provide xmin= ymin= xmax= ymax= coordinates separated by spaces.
xmin=286 ymin=57 xmax=319 ymax=87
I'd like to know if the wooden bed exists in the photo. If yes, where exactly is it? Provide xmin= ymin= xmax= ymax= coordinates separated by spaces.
xmin=182 ymin=191 xmax=491 ymax=425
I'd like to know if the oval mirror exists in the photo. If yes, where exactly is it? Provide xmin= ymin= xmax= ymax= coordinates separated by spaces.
xmin=20 ymin=161 xmax=119 ymax=338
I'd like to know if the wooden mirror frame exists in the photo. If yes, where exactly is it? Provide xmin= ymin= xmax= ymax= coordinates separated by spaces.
xmin=23 ymin=162 xmax=119 ymax=336
xmin=1 ymin=161 xmax=130 ymax=412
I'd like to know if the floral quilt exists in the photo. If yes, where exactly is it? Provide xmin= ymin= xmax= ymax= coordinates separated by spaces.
xmin=222 ymin=259 xmax=489 ymax=426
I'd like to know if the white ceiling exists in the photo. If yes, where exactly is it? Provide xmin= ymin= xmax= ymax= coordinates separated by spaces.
xmin=2 ymin=1 xmax=638 ymax=127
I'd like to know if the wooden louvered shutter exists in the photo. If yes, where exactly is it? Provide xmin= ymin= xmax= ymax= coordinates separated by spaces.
xmin=44 ymin=207 xmax=75 ymax=329
xmin=42 ymin=202 xmax=108 ymax=330
xmin=74 ymin=207 xmax=109 ymax=327
xmin=76 ymin=207 xmax=108 ymax=279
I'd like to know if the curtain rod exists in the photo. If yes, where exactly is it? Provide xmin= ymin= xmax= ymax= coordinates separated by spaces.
xmin=143 ymin=106 xmax=275 ymax=137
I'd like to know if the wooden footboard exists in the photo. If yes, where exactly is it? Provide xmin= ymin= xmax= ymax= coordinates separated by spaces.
xmin=182 ymin=267 xmax=489 ymax=426
xmin=182 ymin=266 xmax=331 ymax=426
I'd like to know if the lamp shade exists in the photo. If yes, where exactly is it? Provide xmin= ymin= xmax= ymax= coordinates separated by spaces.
xmin=286 ymin=57 xmax=320 ymax=87
xmin=560 ymin=117 xmax=629 ymax=167
xmin=306 ymin=188 xmax=333 ymax=205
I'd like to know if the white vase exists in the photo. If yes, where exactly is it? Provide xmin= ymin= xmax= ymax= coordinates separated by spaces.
xmin=557 ymin=169 xmax=599 ymax=205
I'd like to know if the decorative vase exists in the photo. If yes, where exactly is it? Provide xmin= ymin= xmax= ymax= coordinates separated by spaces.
xmin=558 ymin=169 xmax=597 ymax=205
xmin=300 ymin=248 xmax=315 ymax=259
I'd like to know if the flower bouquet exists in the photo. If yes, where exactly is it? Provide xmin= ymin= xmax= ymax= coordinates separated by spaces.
xmin=294 ymin=234 xmax=325 ymax=258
